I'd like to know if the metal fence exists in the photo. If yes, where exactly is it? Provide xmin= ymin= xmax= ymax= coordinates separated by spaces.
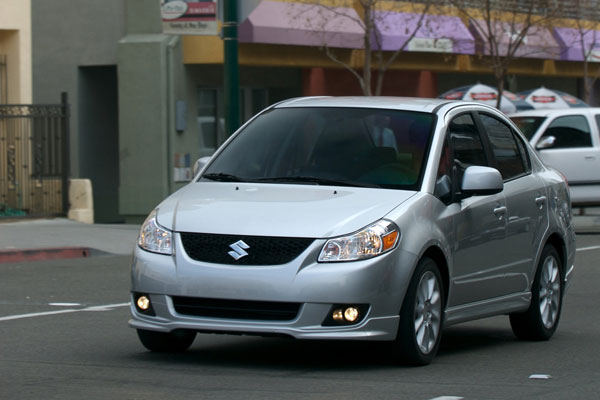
xmin=0 ymin=94 xmax=70 ymax=218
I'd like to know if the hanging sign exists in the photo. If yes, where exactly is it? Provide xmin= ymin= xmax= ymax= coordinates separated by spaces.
xmin=161 ymin=0 xmax=218 ymax=36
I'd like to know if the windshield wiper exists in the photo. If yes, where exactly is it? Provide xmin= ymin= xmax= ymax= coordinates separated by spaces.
xmin=202 ymin=173 xmax=246 ymax=182
xmin=253 ymin=176 xmax=379 ymax=188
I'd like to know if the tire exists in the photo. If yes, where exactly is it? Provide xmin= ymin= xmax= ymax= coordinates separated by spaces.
xmin=137 ymin=329 xmax=196 ymax=352
xmin=394 ymin=257 xmax=445 ymax=366
xmin=510 ymin=245 xmax=563 ymax=341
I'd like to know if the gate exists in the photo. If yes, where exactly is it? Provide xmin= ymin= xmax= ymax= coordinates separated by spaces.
xmin=0 ymin=94 xmax=70 ymax=218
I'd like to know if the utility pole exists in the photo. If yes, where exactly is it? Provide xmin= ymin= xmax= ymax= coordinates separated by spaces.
xmin=223 ymin=0 xmax=239 ymax=137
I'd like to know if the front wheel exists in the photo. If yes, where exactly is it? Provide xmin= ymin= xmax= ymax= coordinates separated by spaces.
xmin=137 ymin=329 xmax=196 ymax=352
xmin=393 ymin=257 xmax=445 ymax=366
xmin=510 ymin=245 xmax=563 ymax=341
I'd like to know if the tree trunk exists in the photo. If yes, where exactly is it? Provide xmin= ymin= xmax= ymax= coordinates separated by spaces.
xmin=494 ymin=68 xmax=506 ymax=111
xmin=362 ymin=1 xmax=373 ymax=96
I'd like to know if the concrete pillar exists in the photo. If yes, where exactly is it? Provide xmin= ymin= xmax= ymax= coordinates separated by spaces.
xmin=67 ymin=179 xmax=94 ymax=224
xmin=117 ymin=0 xmax=172 ymax=221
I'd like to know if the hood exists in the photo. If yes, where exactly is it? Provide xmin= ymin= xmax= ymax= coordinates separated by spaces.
xmin=155 ymin=182 xmax=415 ymax=238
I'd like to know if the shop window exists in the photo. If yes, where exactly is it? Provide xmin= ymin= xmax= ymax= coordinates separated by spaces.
xmin=197 ymin=87 xmax=269 ymax=154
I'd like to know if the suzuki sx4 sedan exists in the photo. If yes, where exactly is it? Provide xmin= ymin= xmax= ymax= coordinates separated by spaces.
xmin=130 ymin=97 xmax=575 ymax=365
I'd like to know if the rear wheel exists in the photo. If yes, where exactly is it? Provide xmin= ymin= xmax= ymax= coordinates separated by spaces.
xmin=136 ymin=329 xmax=196 ymax=352
xmin=394 ymin=257 xmax=444 ymax=366
xmin=510 ymin=245 xmax=563 ymax=341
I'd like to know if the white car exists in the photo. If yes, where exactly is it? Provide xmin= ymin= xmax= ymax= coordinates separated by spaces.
xmin=511 ymin=108 xmax=600 ymax=206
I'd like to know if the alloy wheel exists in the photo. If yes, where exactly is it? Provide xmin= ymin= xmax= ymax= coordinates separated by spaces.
xmin=539 ymin=255 xmax=561 ymax=329
xmin=413 ymin=270 xmax=442 ymax=354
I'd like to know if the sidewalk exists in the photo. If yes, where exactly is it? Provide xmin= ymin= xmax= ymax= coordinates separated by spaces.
xmin=0 ymin=218 xmax=140 ymax=262
xmin=1 ymin=208 xmax=599 ymax=263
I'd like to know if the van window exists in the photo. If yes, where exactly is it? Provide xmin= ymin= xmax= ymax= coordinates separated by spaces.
xmin=511 ymin=116 xmax=545 ymax=140
xmin=541 ymin=115 xmax=592 ymax=148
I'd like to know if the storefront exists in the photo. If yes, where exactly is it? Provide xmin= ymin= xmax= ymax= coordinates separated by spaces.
xmin=113 ymin=0 xmax=600 ymax=221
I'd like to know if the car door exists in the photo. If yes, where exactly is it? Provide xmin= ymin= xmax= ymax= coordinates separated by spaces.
xmin=443 ymin=112 xmax=509 ymax=307
xmin=534 ymin=114 xmax=600 ymax=185
xmin=477 ymin=113 xmax=549 ymax=296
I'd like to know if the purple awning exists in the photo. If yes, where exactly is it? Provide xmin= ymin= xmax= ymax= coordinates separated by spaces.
xmin=469 ymin=19 xmax=560 ymax=59
xmin=553 ymin=27 xmax=600 ymax=62
xmin=374 ymin=12 xmax=475 ymax=54
xmin=239 ymin=1 xmax=364 ymax=48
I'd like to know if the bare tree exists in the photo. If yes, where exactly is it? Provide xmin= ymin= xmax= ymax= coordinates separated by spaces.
xmin=447 ymin=0 xmax=562 ymax=109
xmin=292 ymin=0 xmax=435 ymax=96
xmin=568 ymin=0 xmax=600 ymax=103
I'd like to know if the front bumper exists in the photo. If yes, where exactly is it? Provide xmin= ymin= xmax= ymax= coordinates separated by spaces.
xmin=129 ymin=233 xmax=418 ymax=341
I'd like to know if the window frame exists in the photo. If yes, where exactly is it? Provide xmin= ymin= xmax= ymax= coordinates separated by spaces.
xmin=435 ymin=111 xmax=494 ymax=204
xmin=475 ymin=111 xmax=531 ymax=182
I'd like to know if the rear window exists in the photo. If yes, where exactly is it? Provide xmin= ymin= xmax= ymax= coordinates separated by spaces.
xmin=202 ymin=107 xmax=435 ymax=190
xmin=510 ymin=116 xmax=546 ymax=140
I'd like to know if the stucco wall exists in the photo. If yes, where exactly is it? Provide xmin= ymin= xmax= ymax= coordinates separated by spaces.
xmin=0 ymin=0 xmax=31 ymax=103
xmin=31 ymin=0 xmax=126 ymax=177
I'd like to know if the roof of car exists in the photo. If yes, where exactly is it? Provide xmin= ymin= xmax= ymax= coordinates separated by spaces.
xmin=510 ymin=107 xmax=600 ymax=118
xmin=274 ymin=96 xmax=488 ymax=113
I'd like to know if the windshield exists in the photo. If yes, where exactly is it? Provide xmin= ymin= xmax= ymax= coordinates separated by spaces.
xmin=201 ymin=107 xmax=435 ymax=190
xmin=511 ymin=116 xmax=546 ymax=140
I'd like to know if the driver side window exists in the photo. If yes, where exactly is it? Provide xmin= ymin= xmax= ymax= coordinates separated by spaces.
xmin=435 ymin=113 xmax=487 ymax=202
xmin=449 ymin=114 xmax=487 ymax=169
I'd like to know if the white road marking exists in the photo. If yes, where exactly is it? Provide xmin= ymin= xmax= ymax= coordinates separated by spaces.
xmin=0 ymin=302 xmax=130 ymax=322
xmin=83 ymin=302 xmax=130 ymax=312
xmin=429 ymin=397 xmax=464 ymax=400
xmin=576 ymin=245 xmax=600 ymax=252
xmin=48 ymin=302 xmax=81 ymax=307
xmin=529 ymin=374 xmax=552 ymax=380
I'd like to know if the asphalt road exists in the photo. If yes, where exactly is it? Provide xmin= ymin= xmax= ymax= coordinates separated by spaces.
xmin=1 ymin=235 xmax=600 ymax=399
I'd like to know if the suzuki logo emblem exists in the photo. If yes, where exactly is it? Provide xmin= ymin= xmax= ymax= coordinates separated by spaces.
xmin=228 ymin=240 xmax=250 ymax=260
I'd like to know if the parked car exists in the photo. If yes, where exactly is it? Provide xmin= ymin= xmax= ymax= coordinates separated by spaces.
xmin=511 ymin=108 xmax=600 ymax=206
xmin=130 ymin=97 xmax=575 ymax=365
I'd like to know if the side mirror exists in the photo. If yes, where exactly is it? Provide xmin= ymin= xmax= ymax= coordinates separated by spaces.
xmin=193 ymin=156 xmax=212 ymax=177
xmin=536 ymin=135 xmax=556 ymax=150
xmin=461 ymin=166 xmax=503 ymax=196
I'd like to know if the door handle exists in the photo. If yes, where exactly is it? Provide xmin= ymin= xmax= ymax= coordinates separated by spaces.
xmin=493 ymin=206 xmax=507 ymax=220
xmin=584 ymin=156 xmax=595 ymax=160
xmin=535 ymin=196 xmax=547 ymax=209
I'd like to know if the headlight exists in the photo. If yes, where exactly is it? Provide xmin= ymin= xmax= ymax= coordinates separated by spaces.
xmin=138 ymin=209 xmax=173 ymax=255
xmin=318 ymin=220 xmax=400 ymax=262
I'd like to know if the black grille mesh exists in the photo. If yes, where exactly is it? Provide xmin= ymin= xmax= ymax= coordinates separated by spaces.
xmin=180 ymin=232 xmax=315 ymax=265
xmin=172 ymin=296 xmax=301 ymax=321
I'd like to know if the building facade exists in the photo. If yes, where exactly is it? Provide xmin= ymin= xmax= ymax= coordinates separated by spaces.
xmin=29 ymin=0 xmax=600 ymax=222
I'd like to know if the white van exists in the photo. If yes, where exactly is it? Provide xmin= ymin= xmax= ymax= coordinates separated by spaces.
xmin=511 ymin=108 xmax=600 ymax=206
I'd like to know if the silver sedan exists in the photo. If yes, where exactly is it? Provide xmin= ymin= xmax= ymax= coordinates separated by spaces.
xmin=130 ymin=97 xmax=575 ymax=365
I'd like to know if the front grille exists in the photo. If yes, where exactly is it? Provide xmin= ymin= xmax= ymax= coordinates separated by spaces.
xmin=180 ymin=232 xmax=315 ymax=265
xmin=172 ymin=296 xmax=301 ymax=321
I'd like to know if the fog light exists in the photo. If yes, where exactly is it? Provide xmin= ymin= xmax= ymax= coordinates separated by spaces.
xmin=137 ymin=295 xmax=150 ymax=311
xmin=344 ymin=307 xmax=359 ymax=322
xmin=332 ymin=308 xmax=344 ymax=322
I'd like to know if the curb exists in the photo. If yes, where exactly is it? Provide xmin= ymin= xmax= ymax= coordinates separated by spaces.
xmin=0 ymin=247 xmax=92 ymax=264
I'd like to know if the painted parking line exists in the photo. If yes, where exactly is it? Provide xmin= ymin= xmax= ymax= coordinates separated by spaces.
xmin=0 ymin=302 xmax=129 ymax=322
xmin=576 ymin=245 xmax=600 ymax=252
